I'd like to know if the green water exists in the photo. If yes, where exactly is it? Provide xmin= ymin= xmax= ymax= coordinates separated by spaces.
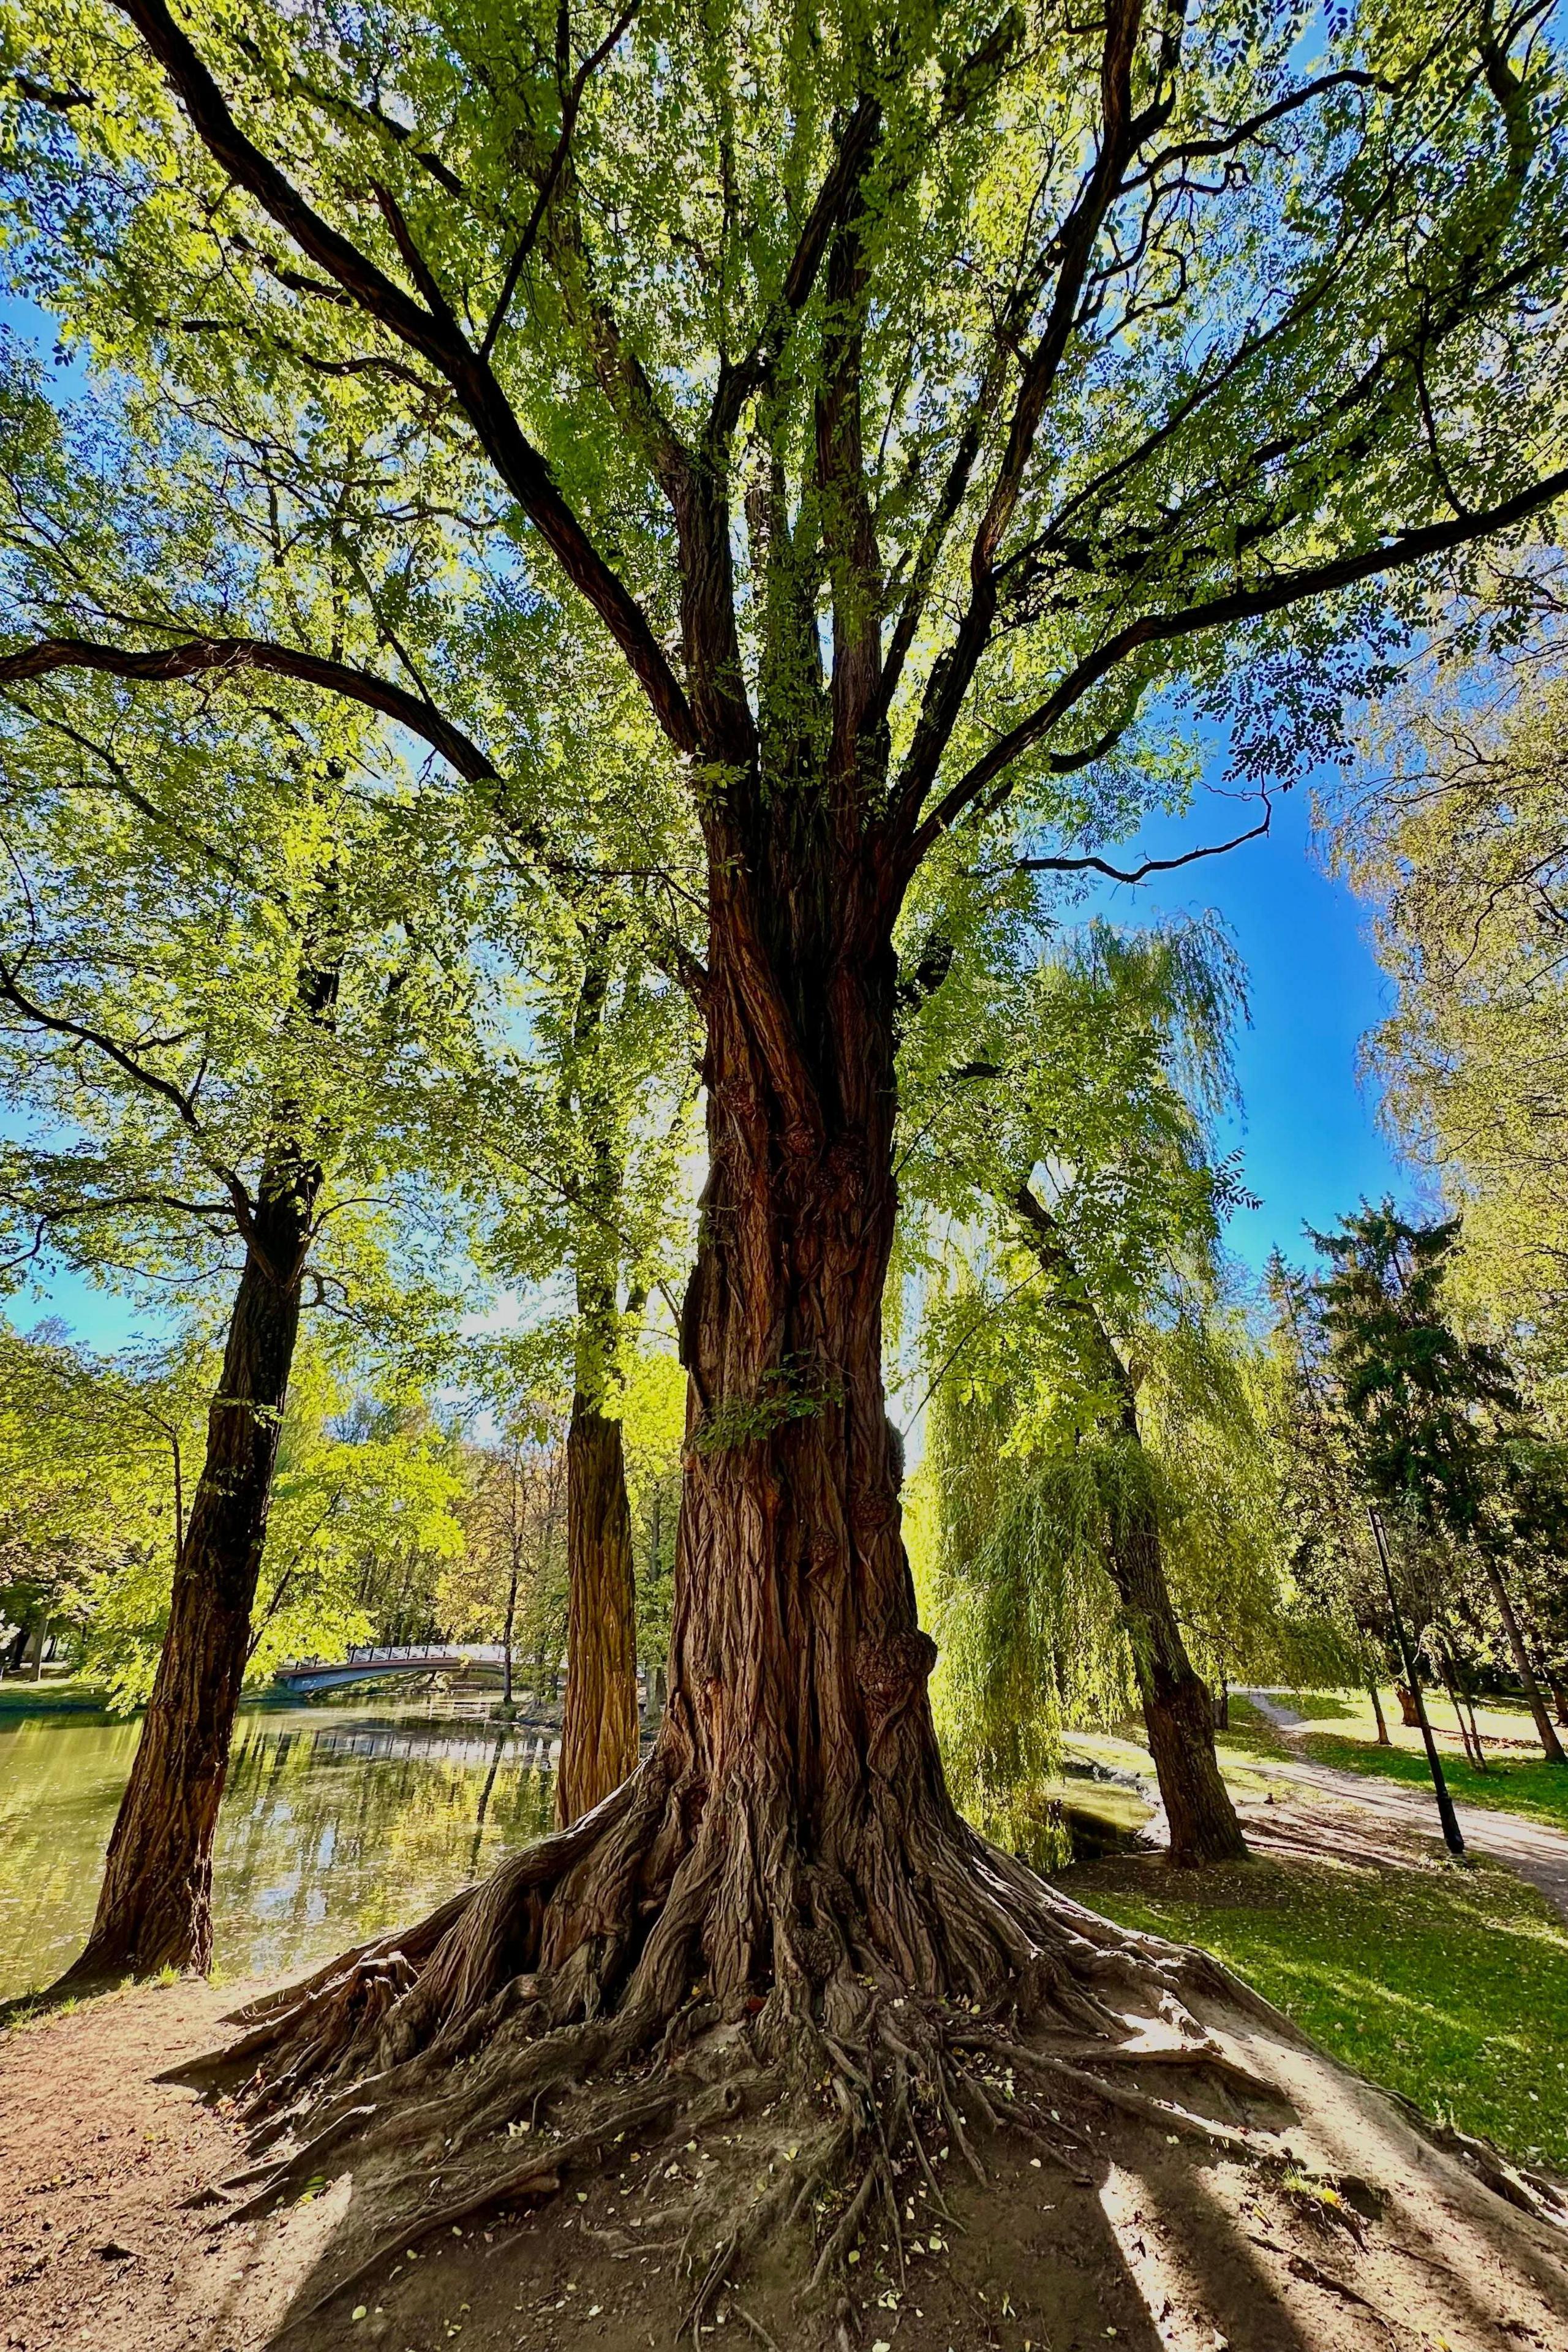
xmin=0 ymin=1700 xmax=1158 ymax=1999
xmin=0 ymin=1699 xmax=557 ymax=1997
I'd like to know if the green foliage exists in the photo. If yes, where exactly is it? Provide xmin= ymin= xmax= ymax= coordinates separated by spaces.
xmin=1314 ymin=1203 xmax=1518 ymax=1540
xmin=1338 ymin=641 xmax=1568 ymax=1396
xmin=903 ymin=916 xmax=1327 ymax=1832
xmin=0 ymin=1316 xmax=199 ymax=1660
xmin=83 ymin=1343 xmax=467 ymax=1707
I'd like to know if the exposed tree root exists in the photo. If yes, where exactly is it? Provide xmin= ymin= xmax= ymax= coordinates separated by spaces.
xmin=175 ymin=1751 xmax=1328 ymax=2339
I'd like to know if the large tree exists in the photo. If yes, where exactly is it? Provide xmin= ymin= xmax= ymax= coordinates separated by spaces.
xmin=6 ymin=0 xmax=1568 ymax=2311
xmin=1314 ymin=1200 xmax=1568 ymax=1763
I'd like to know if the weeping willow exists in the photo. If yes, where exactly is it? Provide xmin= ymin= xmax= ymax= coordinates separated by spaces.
xmin=911 ymin=1292 xmax=1319 ymax=1863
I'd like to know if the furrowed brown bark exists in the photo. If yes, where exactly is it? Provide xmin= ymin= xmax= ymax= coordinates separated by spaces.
xmin=1009 ymin=1186 xmax=1247 ymax=1867
xmin=554 ymin=941 xmax=642 ymax=1825
xmin=56 ymin=1166 xmax=316 ymax=1986
xmin=557 ymin=1391 xmax=639 ymax=1825
xmin=644 ymin=848 xmax=986 ymax=2003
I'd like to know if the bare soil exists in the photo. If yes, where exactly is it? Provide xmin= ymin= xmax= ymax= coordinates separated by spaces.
xmin=4 ymin=1950 xmax=1568 ymax=2352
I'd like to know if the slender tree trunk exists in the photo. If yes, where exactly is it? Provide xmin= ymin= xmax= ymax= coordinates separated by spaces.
xmin=1009 ymin=1186 xmax=1246 ymax=1865
xmin=1368 ymin=1681 xmax=1391 ymax=1744
xmin=1481 ymin=1554 xmax=1567 ymax=1764
xmin=557 ymin=1391 xmax=639 ymax=1825
xmin=57 ymin=1177 xmax=313 ymax=1985
xmin=1464 ymin=1689 xmax=1488 ymax=1768
xmin=1441 ymin=1656 xmax=1479 ymax=1767
xmin=501 ymin=1556 xmax=519 ymax=1709
xmin=552 ymin=941 xmax=643 ymax=1823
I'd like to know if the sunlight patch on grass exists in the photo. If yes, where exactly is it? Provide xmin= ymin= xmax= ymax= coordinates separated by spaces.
xmin=1077 ymin=1850 xmax=1568 ymax=2171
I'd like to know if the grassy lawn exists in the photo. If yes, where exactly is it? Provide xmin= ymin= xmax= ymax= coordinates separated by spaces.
xmin=1221 ymin=1689 xmax=1568 ymax=1833
xmin=1072 ymin=1845 xmax=1568 ymax=2174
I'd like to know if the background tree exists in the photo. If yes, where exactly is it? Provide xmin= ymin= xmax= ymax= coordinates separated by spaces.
xmin=1314 ymin=1202 xmax=1567 ymax=1765
xmin=902 ymin=917 xmax=1300 ymax=1861
xmin=0 ymin=439 xmax=496 ymax=1973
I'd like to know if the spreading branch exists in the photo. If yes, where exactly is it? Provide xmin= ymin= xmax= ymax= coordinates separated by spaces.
xmin=107 ymin=0 xmax=698 ymax=755
xmin=0 ymin=633 xmax=498 ymax=783
xmin=903 ymin=461 xmax=1568 ymax=875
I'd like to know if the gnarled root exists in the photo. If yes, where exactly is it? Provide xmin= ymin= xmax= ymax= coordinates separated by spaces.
xmin=189 ymin=1752 xmax=1302 ymax=2335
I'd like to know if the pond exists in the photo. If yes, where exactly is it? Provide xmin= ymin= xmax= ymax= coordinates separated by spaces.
xmin=0 ymin=1697 xmax=1157 ymax=1999
xmin=0 ymin=1694 xmax=558 ymax=1999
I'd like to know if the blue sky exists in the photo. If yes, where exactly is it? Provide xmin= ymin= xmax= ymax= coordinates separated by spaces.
xmin=1086 ymin=777 xmax=1411 ymax=1283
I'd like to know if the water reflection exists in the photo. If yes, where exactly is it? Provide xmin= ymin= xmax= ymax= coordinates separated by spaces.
xmin=0 ymin=1701 xmax=557 ymax=1998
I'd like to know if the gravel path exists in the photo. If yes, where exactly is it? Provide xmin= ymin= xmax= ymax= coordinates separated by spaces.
xmin=1240 ymin=1689 xmax=1568 ymax=1925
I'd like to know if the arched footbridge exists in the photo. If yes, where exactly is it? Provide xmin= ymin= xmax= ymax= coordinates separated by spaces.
xmin=273 ymin=1642 xmax=511 ymax=1695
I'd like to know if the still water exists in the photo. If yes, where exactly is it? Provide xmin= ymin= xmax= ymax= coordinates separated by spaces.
xmin=0 ymin=1700 xmax=1156 ymax=2000
xmin=0 ymin=1697 xmax=557 ymax=1999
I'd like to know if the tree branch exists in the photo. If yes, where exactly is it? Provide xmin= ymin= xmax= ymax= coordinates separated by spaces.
xmin=903 ymin=461 xmax=1568 ymax=874
xmin=1009 ymin=799 xmax=1273 ymax=886
xmin=0 ymin=959 xmax=255 ymax=1234
xmin=107 ymin=0 xmax=698 ymax=753
xmin=0 ymin=633 xmax=498 ymax=782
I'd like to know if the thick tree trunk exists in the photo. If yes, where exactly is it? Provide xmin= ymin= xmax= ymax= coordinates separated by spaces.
xmin=1482 ymin=1555 xmax=1567 ymax=1764
xmin=1553 ymin=1678 xmax=1568 ymax=1730
xmin=556 ymin=1393 xmax=639 ymax=1825
xmin=58 ymin=1182 xmax=311 ymax=1985
xmin=1109 ymin=1492 xmax=1248 ymax=1866
xmin=1396 ymin=1681 xmax=1422 ymax=1728
xmin=633 ymin=896 xmax=1001 ymax=2004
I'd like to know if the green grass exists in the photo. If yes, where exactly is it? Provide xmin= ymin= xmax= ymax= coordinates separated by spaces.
xmin=1074 ymin=1847 xmax=1568 ymax=2173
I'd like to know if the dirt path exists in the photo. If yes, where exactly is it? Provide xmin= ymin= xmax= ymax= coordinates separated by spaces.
xmin=1240 ymin=1691 xmax=1568 ymax=1926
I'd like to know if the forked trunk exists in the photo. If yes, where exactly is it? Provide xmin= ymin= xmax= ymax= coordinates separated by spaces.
xmin=58 ymin=1180 xmax=312 ymax=1985
xmin=557 ymin=1393 xmax=639 ymax=1825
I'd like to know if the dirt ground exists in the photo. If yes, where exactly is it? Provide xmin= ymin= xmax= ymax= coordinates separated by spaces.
xmin=5 ymin=1931 xmax=1568 ymax=2352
